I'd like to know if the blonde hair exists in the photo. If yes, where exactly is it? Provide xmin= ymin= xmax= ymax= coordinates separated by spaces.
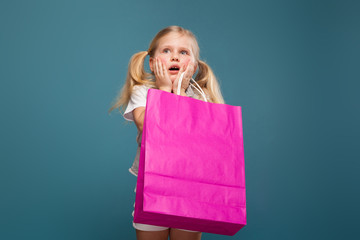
xmin=108 ymin=26 xmax=224 ymax=114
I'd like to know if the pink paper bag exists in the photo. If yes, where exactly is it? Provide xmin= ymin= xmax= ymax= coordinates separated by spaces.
xmin=134 ymin=89 xmax=246 ymax=236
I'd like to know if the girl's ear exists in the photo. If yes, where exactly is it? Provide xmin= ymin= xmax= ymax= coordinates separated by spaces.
xmin=149 ymin=57 xmax=154 ymax=72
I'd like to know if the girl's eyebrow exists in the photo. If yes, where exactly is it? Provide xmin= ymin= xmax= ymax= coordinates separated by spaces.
xmin=161 ymin=45 xmax=173 ymax=49
xmin=162 ymin=45 xmax=191 ymax=51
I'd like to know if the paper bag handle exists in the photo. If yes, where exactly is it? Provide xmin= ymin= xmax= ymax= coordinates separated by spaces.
xmin=177 ymin=72 xmax=208 ymax=102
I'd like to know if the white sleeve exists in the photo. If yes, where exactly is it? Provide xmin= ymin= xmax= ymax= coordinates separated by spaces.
xmin=123 ymin=85 xmax=149 ymax=121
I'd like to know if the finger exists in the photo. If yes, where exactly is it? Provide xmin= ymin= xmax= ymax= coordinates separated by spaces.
xmin=182 ymin=63 xmax=192 ymax=80
xmin=182 ymin=63 xmax=187 ymax=72
xmin=187 ymin=62 xmax=195 ymax=78
xmin=158 ymin=59 xmax=163 ymax=77
xmin=187 ymin=61 xmax=194 ymax=72
xmin=183 ymin=63 xmax=193 ymax=86
xmin=157 ymin=58 xmax=161 ymax=77
xmin=160 ymin=59 xmax=166 ymax=77
xmin=154 ymin=58 xmax=159 ymax=76
xmin=163 ymin=61 xmax=171 ymax=79
xmin=191 ymin=61 xmax=196 ymax=73
xmin=185 ymin=61 xmax=191 ymax=72
xmin=158 ymin=58 xmax=162 ymax=76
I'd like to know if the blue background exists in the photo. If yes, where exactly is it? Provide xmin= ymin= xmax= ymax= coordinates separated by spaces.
xmin=1 ymin=0 xmax=359 ymax=239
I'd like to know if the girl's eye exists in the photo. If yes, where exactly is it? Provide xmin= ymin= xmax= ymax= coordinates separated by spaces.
xmin=180 ymin=50 xmax=188 ymax=55
xmin=163 ymin=49 xmax=170 ymax=53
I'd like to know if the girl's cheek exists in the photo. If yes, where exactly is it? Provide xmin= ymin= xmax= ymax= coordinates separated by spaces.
xmin=158 ymin=57 xmax=167 ymax=65
xmin=182 ymin=59 xmax=190 ymax=68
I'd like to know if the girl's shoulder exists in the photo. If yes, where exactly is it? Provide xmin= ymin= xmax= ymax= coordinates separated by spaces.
xmin=132 ymin=84 xmax=151 ymax=91
xmin=124 ymin=84 xmax=152 ymax=121
xmin=132 ymin=83 xmax=155 ymax=95
xmin=128 ymin=84 xmax=151 ymax=103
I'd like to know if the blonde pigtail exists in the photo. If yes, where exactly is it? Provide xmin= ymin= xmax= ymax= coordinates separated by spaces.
xmin=128 ymin=51 xmax=154 ymax=86
xmin=108 ymin=51 xmax=154 ymax=114
xmin=195 ymin=60 xmax=225 ymax=104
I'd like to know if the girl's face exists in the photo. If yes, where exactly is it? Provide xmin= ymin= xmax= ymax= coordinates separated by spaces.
xmin=149 ymin=32 xmax=197 ymax=82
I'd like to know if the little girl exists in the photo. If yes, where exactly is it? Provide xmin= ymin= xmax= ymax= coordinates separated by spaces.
xmin=109 ymin=26 xmax=224 ymax=240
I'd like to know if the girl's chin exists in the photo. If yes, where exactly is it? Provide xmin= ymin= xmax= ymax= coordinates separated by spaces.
xmin=170 ymin=76 xmax=176 ymax=82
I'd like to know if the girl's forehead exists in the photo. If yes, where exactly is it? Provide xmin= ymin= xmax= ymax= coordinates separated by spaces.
xmin=157 ymin=33 xmax=195 ymax=49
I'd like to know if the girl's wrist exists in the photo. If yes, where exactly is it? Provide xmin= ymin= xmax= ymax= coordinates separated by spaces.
xmin=172 ymin=88 xmax=187 ymax=96
xmin=180 ymin=89 xmax=187 ymax=96
xmin=159 ymin=87 xmax=172 ymax=92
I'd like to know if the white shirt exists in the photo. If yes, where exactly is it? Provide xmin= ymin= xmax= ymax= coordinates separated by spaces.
xmin=123 ymin=85 xmax=150 ymax=121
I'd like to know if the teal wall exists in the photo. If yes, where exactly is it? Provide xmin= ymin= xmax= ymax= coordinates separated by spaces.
xmin=1 ymin=0 xmax=359 ymax=239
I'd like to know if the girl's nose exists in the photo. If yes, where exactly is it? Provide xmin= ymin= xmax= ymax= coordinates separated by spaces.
xmin=171 ymin=55 xmax=179 ymax=61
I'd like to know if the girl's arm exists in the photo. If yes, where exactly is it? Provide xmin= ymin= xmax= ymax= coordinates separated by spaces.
xmin=133 ymin=107 xmax=145 ymax=132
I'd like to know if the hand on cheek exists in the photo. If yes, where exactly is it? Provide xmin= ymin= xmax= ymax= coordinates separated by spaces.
xmin=153 ymin=57 xmax=172 ymax=92
xmin=172 ymin=61 xmax=195 ymax=95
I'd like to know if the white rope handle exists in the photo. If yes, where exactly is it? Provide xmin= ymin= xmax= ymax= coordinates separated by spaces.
xmin=177 ymin=72 xmax=207 ymax=102
xmin=176 ymin=72 xmax=184 ymax=96
xmin=190 ymin=79 xmax=207 ymax=102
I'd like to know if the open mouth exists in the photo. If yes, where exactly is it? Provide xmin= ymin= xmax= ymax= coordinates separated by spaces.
xmin=169 ymin=65 xmax=180 ymax=74
xmin=169 ymin=67 xmax=180 ymax=71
